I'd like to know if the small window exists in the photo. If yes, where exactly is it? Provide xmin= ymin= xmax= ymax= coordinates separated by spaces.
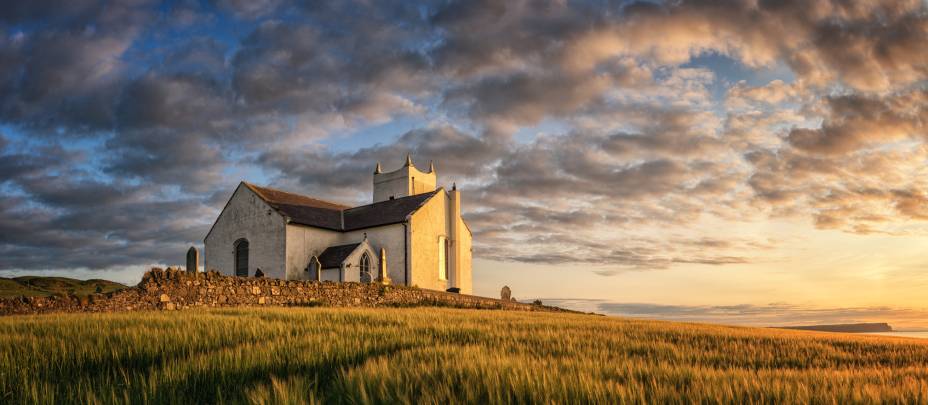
xmin=359 ymin=253 xmax=372 ymax=283
xmin=438 ymin=236 xmax=448 ymax=280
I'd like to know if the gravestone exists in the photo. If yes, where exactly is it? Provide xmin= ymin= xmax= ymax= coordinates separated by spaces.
xmin=379 ymin=247 xmax=392 ymax=285
xmin=500 ymin=285 xmax=511 ymax=300
xmin=186 ymin=247 xmax=198 ymax=273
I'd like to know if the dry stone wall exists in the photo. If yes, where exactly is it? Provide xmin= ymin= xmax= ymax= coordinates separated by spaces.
xmin=0 ymin=268 xmax=576 ymax=316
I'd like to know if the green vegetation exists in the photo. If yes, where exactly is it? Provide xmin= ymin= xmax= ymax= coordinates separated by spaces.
xmin=2 ymin=308 xmax=928 ymax=404
xmin=0 ymin=276 xmax=126 ymax=298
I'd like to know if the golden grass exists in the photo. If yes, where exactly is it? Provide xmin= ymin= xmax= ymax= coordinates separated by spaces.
xmin=1 ymin=307 xmax=927 ymax=404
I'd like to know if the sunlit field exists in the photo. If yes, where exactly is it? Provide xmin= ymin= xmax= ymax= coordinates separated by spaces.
xmin=2 ymin=308 xmax=928 ymax=404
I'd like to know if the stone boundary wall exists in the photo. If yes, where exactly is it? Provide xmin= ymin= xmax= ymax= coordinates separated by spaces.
xmin=0 ymin=268 xmax=577 ymax=316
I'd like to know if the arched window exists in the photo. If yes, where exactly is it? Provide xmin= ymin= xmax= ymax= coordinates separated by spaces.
xmin=359 ymin=253 xmax=372 ymax=283
xmin=234 ymin=239 xmax=249 ymax=277
xmin=307 ymin=255 xmax=321 ymax=281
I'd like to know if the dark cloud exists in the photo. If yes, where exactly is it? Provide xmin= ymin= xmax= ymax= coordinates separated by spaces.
xmin=211 ymin=0 xmax=286 ymax=19
xmin=0 ymin=0 xmax=105 ymax=27
xmin=257 ymin=125 xmax=500 ymax=202
xmin=787 ymin=91 xmax=927 ymax=154
xmin=0 ymin=138 xmax=213 ymax=271
xmin=230 ymin=14 xmax=431 ymax=122
xmin=161 ymin=37 xmax=228 ymax=76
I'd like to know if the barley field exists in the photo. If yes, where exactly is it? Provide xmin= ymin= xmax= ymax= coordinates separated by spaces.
xmin=2 ymin=308 xmax=927 ymax=404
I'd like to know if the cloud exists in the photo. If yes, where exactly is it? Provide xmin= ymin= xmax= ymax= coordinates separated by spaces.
xmin=542 ymin=299 xmax=928 ymax=330
xmin=0 ymin=0 xmax=927 ymax=277
xmin=0 ymin=1 xmax=152 ymax=134
xmin=787 ymin=91 xmax=927 ymax=155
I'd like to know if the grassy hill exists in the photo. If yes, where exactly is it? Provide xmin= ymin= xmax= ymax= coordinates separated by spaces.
xmin=1 ymin=308 xmax=927 ymax=404
xmin=0 ymin=276 xmax=127 ymax=298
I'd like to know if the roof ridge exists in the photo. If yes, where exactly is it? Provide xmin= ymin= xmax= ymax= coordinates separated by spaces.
xmin=326 ymin=242 xmax=362 ymax=249
xmin=343 ymin=189 xmax=441 ymax=212
xmin=244 ymin=182 xmax=351 ymax=210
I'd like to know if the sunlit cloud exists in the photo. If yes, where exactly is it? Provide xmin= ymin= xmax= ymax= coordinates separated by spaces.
xmin=544 ymin=299 xmax=928 ymax=330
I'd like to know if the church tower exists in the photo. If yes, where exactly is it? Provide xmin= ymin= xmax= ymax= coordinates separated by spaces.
xmin=372 ymin=155 xmax=437 ymax=203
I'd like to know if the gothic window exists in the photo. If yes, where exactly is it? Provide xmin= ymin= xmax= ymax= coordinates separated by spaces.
xmin=438 ymin=236 xmax=448 ymax=280
xmin=359 ymin=253 xmax=372 ymax=283
xmin=360 ymin=252 xmax=371 ymax=283
xmin=234 ymin=239 xmax=249 ymax=277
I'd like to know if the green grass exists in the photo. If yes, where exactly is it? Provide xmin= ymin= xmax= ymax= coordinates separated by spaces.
xmin=0 ymin=276 xmax=126 ymax=298
xmin=1 ymin=308 xmax=927 ymax=404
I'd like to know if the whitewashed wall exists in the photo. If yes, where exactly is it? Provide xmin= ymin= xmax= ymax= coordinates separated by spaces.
xmin=372 ymin=164 xmax=436 ymax=202
xmin=287 ymin=223 xmax=407 ymax=283
xmin=204 ymin=184 xmax=286 ymax=279
xmin=455 ymin=216 xmax=473 ymax=294
xmin=408 ymin=190 xmax=450 ymax=291
xmin=341 ymin=224 xmax=407 ymax=284
xmin=284 ymin=225 xmax=342 ymax=280
xmin=321 ymin=268 xmax=341 ymax=282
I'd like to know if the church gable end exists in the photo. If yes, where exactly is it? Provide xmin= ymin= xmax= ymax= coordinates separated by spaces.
xmin=204 ymin=183 xmax=287 ymax=279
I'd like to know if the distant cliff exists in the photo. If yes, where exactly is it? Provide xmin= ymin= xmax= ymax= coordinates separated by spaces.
xmin=776 ymin=323 xmax=893 ymax=333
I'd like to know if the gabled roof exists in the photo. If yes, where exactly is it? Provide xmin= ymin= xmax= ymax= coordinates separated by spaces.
xmin=342 ymin=191 xmax=437 ymax=231
xmin=318 ymin=243 xmax=361 ymax=269
xmin=242 ymin=182 xmax=440 ymax=231
xmin=244 ymin=183 xmax=346 ymax=230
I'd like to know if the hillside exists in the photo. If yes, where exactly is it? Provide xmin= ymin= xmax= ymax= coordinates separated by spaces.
xmin=0 ymin=276 xmax=126 ymax=298
xmin=2 ymin=308 xmax=927 ymax=403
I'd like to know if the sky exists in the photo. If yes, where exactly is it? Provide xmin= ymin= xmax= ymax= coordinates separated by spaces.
xmin=1 ymin=0 xmax=927 ymax=328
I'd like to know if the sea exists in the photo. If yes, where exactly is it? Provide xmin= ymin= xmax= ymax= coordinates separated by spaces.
xmin=866 ymin=331 xmax=928 ymax=339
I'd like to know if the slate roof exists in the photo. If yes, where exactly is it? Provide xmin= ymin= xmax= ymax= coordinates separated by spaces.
xmin=342 ymin=192 xmax=437 ymax=231
xmin=317 ymin=243 xmax=362 ymax=268
xmin=243 ymin=182 xmax=439 ymax=231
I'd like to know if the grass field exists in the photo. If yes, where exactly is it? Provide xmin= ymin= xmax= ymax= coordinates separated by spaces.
xmin=2 ymin=308 xmax=928 ymax=404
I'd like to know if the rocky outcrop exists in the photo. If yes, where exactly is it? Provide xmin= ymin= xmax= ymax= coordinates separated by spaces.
xmin=0 ymin=268 xmax=573 ymax=316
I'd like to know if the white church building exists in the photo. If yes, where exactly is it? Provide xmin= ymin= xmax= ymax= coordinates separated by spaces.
xmin=203 ymin=156 xmax=473 ymax=294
